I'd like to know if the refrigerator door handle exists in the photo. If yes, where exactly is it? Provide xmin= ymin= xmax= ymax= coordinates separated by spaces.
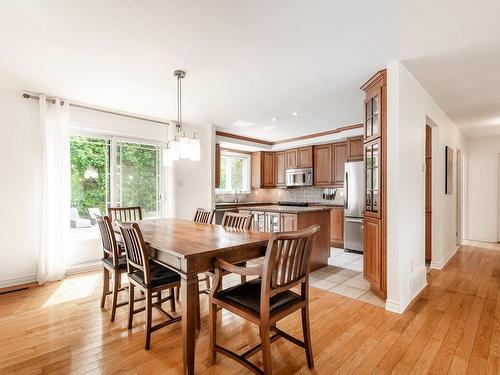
xmin=345 ymin=171 xmax=348 ymax=209
xmin=345 ymin=217 xmax=363 ymax=224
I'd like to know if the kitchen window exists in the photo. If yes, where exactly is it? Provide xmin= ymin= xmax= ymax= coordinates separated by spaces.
xmin=216 ymin=150 xmax=251 ymax=194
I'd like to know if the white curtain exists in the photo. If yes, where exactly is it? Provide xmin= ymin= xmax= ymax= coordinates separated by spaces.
xmin=37 ymin=95 xmax=71 ymax=284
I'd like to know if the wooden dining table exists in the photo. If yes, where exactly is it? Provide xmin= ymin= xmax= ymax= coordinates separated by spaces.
xmin=116 ymin=218 xmax=270 ymax=375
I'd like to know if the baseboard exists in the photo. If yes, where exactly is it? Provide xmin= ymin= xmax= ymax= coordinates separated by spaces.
xmin=466 ymin=234 xmax=497 ymax=243
xmin=0 ymin=274 xmax=37 ymax=289
xmin=385 ymin=299 xmax=403 ymax=313
xmin=430 ymin=246 xmax=458 ymax=270
xmin=384 ymin=265 xmax=427 ymax=314
xmin=65 ymin=261 xmax=101 ymax=276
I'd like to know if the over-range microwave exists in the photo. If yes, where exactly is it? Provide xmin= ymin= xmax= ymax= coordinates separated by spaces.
xmin=286 ymin=168 xmax=313 ymax=187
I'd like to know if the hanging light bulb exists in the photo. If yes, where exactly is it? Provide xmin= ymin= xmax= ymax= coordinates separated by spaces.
xmin=179 ymin=132 xmax=191 ymax=160
xmin=170 ymin=140 xmax=180 ymax=161
xmin=190 ymin=132 xmax=200 ymax=161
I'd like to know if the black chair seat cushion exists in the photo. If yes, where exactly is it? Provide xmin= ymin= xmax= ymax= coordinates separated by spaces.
xmin=102 ymin=255 xmax=127 ymax=270
xmin=129 ymin=264 xmax=180 ymax=288
xmin=217 ymin=278 xmax=301 ymax=314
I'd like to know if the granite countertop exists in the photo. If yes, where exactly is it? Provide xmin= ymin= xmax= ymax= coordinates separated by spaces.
xmin=308 ymin=202 xmax=345 ymax=207
xmin=215 ymin=202 xmax=274 ymax=207
xmin=240 ymin=205 xmax=332 ymax=214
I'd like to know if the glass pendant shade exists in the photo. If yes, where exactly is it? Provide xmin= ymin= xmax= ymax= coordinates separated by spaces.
xmin=170 ymin=140 xmax=180 ymax=161
xmin=179 ymin=134 xmax=191 ymax=160
xmin=190 ymin=137 xmax=200 ymax=161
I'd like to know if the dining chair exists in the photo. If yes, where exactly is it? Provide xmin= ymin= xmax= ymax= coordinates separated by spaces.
xmin=193 ymin=208 xmax=215 ymax=224
xmin=96 ymin=215 xmax=128 ymax=322
xmin=108 ymin=206 xmax=143 ymax=222
xmin=209 ymin=225 xmax=320 ymax=374
xmin=117 ymin=221 xmax=181 ymax=350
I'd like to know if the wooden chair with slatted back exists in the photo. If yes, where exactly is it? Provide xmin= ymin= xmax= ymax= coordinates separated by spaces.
xmin=117 ymin=221 xmax=181 ymax=350
xmin=96 ymin=215 xmax=129 ymax=322
xmin=209 ymin=225 xmax=320 ymax=375
xmin=108 ymin=206 xmax=143 ymax=222
xmin=193 ymin=208 xmax=214 ymax=224
xmin=221 ymin=211 xmax=253 ymax=229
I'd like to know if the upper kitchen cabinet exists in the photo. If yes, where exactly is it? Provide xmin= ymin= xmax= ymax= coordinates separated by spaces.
xmin=276 ymin=151 xmax=286 ymax=188
xmin=313 ymin=144 xmax=332 ymax=186
xmin=251 ymin=151 xmax=276 ymax=188
xmin=297 ymin=146 xmax=313 ymax=168
xmin=215 ymin=143 xmax=221 ymax=189
xmin=285 ymin=146 xmax=313 ymax=169
xmin=362 ymin=71 xmax=386 ymax=142
xmin=347 ymin=136 xmax=363 ymax=161
xmin=332 ymin=142 xmax=347 ymax=187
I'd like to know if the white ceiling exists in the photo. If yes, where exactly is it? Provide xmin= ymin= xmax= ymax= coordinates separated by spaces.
xmin=1 ymin=1 xmax=499 ymax=140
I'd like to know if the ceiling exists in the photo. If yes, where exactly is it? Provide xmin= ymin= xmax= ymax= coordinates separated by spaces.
xmin=0 ymin=1 xmax=499 ymax=140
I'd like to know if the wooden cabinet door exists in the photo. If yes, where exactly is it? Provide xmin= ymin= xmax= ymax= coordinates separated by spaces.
xmin=347 ymin=137 xmax=363 ymax=161
xmin=364 ymin=138 xmax=382 ymax=218
xmin=262 ymin=152 xmax=276 ymax=188
xmin=363 ymin=217 xmax=382 ymax=289
xmin=330 ymin=207 xmax=344 ymax=246
xmin=364 ymin=87 xmax=382 ymax=142
xmin=251 ymin=152 xmax=262 ymax=188
xmin=297 ymin=146 xmax=313 ymax=168
xmin=281 ymin=213 xmax=298 ymax=232
xmin=276 ymin=151 xmax=286 ymax=188
xmin=215 ymin=144 xmax=221 ymax=188
xmin=285 ymin=149 xmax=297 ymax=170
xmin=313 ymin=144 xmax=332 ymax=186
xmin=332 ymin=142 xmax=347 ymax=186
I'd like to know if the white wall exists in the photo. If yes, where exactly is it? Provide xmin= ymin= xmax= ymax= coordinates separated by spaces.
xmin=386 ymin=62 xmax=467 ymax=313
xmin=0 ymin=89 xmax=41 ymax=287
xmin=466 ymin=136 xmax=500 ymax=242
xmin=173 ymin=124 xmax=215 ymax=219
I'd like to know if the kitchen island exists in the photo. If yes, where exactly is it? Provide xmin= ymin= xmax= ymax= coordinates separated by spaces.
xmin=238 ymin=205 xmax=331 ymax=271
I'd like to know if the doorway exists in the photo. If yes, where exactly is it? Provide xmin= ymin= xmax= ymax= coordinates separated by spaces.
xmin=456 ymin=149 xmax=463 ymax=246
xmin=425 ymin=125 xmax=432 ymax=263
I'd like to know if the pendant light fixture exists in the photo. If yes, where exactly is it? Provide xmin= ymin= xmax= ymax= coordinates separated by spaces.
xmin=163 ymin=69 xmax=201 ymax=165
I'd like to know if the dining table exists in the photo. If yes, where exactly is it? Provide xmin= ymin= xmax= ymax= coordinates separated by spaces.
xmin=116 ymin=218 xmax=270 ymax=375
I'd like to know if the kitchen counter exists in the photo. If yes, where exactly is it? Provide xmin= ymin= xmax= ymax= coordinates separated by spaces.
xmin=240 ymin=205 xmax=332 ymax=214
xmin=308 ymin=202 xmax=344 ymax=207
xmin=215 ymin=201 xmax=274 ymax=207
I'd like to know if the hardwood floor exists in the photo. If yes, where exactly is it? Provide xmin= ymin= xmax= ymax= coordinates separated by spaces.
xmin=1 ymin=243 xmax=500 ymax=374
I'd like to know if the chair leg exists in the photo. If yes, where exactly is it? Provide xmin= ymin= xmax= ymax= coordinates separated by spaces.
xmin=260 ymin=322 xmax=272 ymax=374
xmin=157 ymin=290 xmax=162 ymax=307
xmin=100 ymin=267 xmax=109 ymax=308
xmin=205 ymin=273 xmax=211 ymax=291
xmin=110 ymin=271 xmax=120 ymax=322
xmin=128 ymin=283 xmax=135 ymax=330
xmin=301 ymin=305 xmax=314 ymax=369
xmin=209 ymin=302 xmax=217 ymax=365
xmin=145 ymin=289 xmax=153 ymax=350
xmin=176 ymin=285 xmax=180 ymax=301
xmin=240 ymin=261 xmax=247 ymax=283
xmin=170 ymin=287 xmax=176 ymax=312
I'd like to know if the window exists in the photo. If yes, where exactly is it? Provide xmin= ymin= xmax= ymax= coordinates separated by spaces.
xmin=69 ymin=135 xmax=162 ymax=242
xmin=216 ymin=151 xmax=251 ymax=193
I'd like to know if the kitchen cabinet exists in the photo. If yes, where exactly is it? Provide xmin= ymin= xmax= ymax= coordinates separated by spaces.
xmin=276 ymin=151 xmax=286 ymax=188
xmin=361 ymin=69 xmax=387 ymax=299
xmin=285 ymin=149 xmax=297 ymax=170
xmin=215 ymin=143 xmax=221 ymax=189
xmin=266 ymin=212 xmax=281 ymax=232
xmin=313 ymin=144 xmax=332 ymax=186
xmin=347 ymin=136 xmax=363 ymax=161
xmin=363 ymin=216 xmax=382 ymax=289
xmin=332 ymin=142 xmax=347 ymax=187
xmin=297 ymin=147 xmax=313 ymax=168
xmin=281 ymin=213 xmax=298 ymax=231
xmin=251 ymin=152 xmax=276 ymax=188
xmin=330 ymin=207 xmax=344 ymax=247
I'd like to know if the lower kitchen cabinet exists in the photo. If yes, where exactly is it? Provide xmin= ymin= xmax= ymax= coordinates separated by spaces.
xmin=281 ymin=213 xmax=298 ymax=231
xmin=363 ymin=216 xmax=382 ymax=291
xmin=330 ymin=207 xmax=344 ymax=247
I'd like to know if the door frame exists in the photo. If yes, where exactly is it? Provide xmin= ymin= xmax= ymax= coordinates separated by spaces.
xmin=456 ymin=149 xmax=463 ymax=246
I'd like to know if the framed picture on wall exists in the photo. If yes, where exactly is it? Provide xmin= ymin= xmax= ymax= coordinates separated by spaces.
xmin=445 ymin=146 xmax=454 ymax=194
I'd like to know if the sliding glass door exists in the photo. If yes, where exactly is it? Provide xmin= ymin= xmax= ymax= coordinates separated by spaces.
xmin=69 ymin=135 xmax=162 ymax=264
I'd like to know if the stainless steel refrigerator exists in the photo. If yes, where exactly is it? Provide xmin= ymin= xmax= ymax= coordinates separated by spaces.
xmin=344 ymin=161 xmax=364 ymax=253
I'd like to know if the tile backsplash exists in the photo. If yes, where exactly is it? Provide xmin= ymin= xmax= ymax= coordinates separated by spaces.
xmin=216 ymin=186 xmax=345 ymax=205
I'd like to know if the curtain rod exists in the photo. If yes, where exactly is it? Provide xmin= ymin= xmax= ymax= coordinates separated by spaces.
xmin=22 ymin=93 xmax=171 ymax=126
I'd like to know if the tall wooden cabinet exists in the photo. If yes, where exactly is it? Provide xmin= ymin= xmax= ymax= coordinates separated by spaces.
xmin=361 ymin=70 xmax=387 ymax=299
xmin=276 ymin=151 xmax=286 ymax=188
xmin=251 ymin=152 xmax=276 ymax=188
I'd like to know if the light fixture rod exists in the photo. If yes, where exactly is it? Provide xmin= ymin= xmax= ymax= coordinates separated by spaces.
xmin=174 ymin=70 xmax=186 ymax=128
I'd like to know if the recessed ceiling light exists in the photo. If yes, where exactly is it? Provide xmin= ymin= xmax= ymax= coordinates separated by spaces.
xmin=292 ymin=111 xmax=299 ymax=116
xmin=271 ymin=117 xmax=277 ymax=122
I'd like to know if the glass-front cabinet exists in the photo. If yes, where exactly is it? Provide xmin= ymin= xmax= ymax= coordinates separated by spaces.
xmin=364 ymin=90 xmax=381 ymax=140
xmin=364 ymin=138 xmax=381 ymax=218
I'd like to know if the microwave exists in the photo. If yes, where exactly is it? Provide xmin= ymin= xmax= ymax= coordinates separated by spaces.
xmin=286 ymin=168 xmax=313 ymax=187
